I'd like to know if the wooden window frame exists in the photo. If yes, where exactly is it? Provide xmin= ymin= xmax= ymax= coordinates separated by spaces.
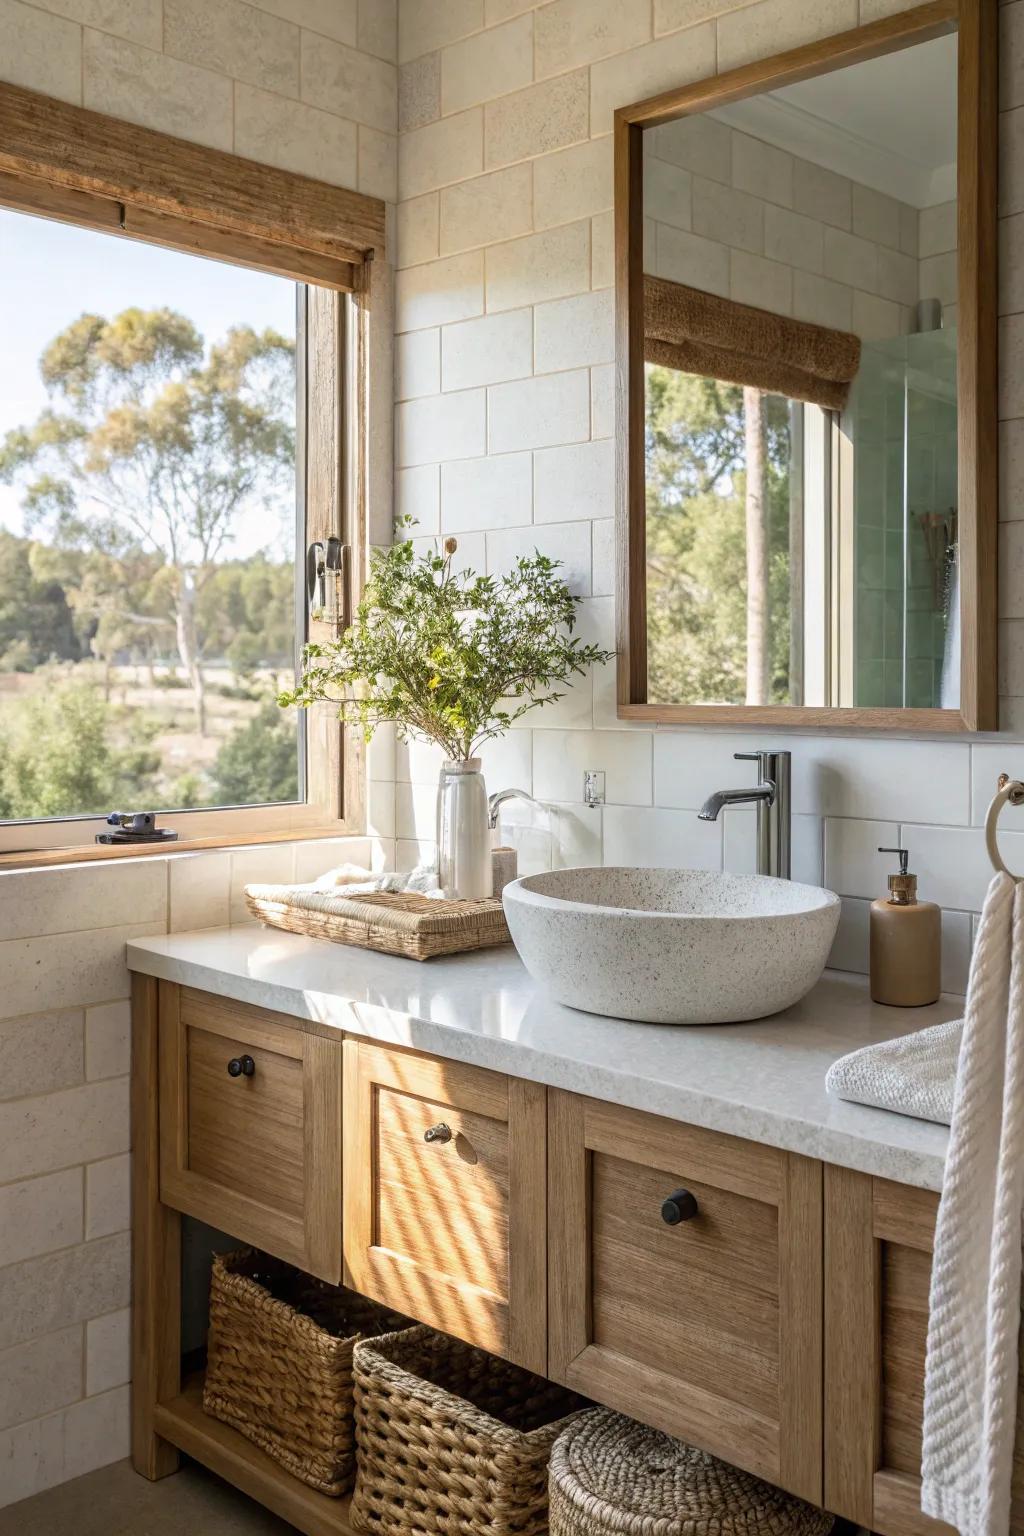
xmin=615 ymin=0 xmax=998 ymax=732
xmin=0 ymin=82 xmax=384 ymax=867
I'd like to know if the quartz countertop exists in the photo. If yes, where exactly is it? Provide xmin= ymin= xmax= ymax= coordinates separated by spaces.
xmin=126 ymin=927 xmax=962 ymax=1192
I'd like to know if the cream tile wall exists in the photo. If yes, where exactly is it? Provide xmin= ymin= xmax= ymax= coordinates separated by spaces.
xmin=0 ymin=0 xmax=396 ymax=1506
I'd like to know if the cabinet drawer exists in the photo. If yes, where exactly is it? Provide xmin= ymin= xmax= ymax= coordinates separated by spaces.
xmin=342 ymin=1040 xmax=545 ymax=1373
xmin=548 ymin=1092 xmax=822 ymax=1503
xmin=158 ymin=984 xmax=342 ymax=1281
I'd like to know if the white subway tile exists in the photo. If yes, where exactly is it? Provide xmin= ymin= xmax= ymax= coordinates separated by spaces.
xmin=0 ymin=0 xmax=82 ymax=103
xmin=442 ymin=13 xmax=532 ymax=113
xmin=0 ymin=1011 xmax=83 ymax=1101
xmin=0 ymin=861 xmax=166 ymax=942
xmin=534 ymin=440 xmax=613 ymax=523
xmin=485 ymin=71 xmax=589 ymax=168
xmin=478 ymin=731 xmax=533 ymax=795
xmin=396 ymin=250 xmax=484 ymax=330
xmin=829 ymin=896 xmax=869 ymax=974
xmin=0 ymin=924 xmax=161 ymax=1021
xmin=400 ymin=108 xmax=483 ymax=198
xmin=534 ymin=0 xmax=649 ymax=78
xmin=724 ymin=808 xmax=823 ymax=885
xmin=399 ymin=0 xmax=482 ymax=64
xmin=398 ymin=388 xmax=487 ymax=466
xmin=717 ymin=0 xmax=856 ymax=71
xmin=589 ymin=21 xmax=715 ymax=137
xmin=367 ymin=778 xmax=398 ymax=841
xmin=397 ymin=464 xmax=441 ymax=531
xmin=0 ymin=1329 xmax=82 ymax=1432
xmin=413 ymin=529 xmax=485 ymax=572
xmin=397 ymin=327 xmax=441 ymax=400
xmin=234 ymin=84 xmax=358 ymax=187
xmin=487 ymin=222 xmax=591 ymax=313
xmin=440 ymin=163 xmax=532 ymax=255
xmin=441 ymin=309 xmax=533 ymax=390
xmin=971 ymin=743 xmax=1024 ymax=822
xmin=169 ymin=851 xmax=231 ymax=932
xmin=229 ymin=845 xmax=296 ymax=924
xmin=603 ymin=806 xmax=722 ymax=870
xmin=0 ymin=1232 xmax=129 ymax=1351
xmin=441 ymin=452 xmax=533 ymax=532
xmin=84 ymin=31 xmax=233 ymax=151
xmin=0 ymin=1170 xmax=82 ymax=1268
xmin=165 ymin=0 xmax=300 ymax=96
xmin=534 ymin=730 xmax=652 ymax=806
xmin=301 ymin=32 xmax=397 ymax=132
xmin=86 ymin=1308 xmax=131 ymax=1397
xmin=397 ymin=193 xmax=440 ymax=268
xmin=84 ymin=1001 xmax=130 ymax=1082
xmin=486 ymin=519 xmax=592 ymax=594
xmin=488 ymin=370 xmax=591 ymax=454
xmin=534 ymin=139 xmax=613 ymax=231
xmin=395 ymin=736 xmax=447 ymax=785
xmin=591 ymin=364 xmax=614 ymax=439
xmin=901 ymin=823 xmax=1016 ymax=911
xmin=535 ymin=291 xmax=614 ymax=374
xmin=823 ymin=818 xmax=900 ymax=899
xmin=941 ymin=910 xmax=973 ymax=996
xmin=84 ymin=1154 xmax=130 ymax=1241
xmin=592 ymin=518 xmax=614 ymax=596
xmin=395 ymin=781 xmax=438 ymax=841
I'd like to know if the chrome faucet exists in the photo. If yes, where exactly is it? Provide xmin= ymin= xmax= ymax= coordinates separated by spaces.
xmin=487 ymin=786 xmax=538 ymax=831
xmin=698 ymin=750 xmax=792 ymax=880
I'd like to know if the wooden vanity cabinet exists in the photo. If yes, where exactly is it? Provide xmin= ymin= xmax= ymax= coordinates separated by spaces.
xmin=341 ymin=1039 xmax=547 ymax=1373
xmin=158 ymin=984 xmax=343 ymax=1282
xmin=546 ymin=1090 xmax=823 ymax=1504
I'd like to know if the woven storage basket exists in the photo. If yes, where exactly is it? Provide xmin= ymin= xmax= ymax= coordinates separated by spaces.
xmin=548 ymin=1410 xmax=835 ymax=1536
xmin=203 ymin=1248 xmax=410 ymax=1496
xmin=245 ymin=886 xmax=511 ymax=961
xmin=350 ymin=1324 xmax=591 ymax=1536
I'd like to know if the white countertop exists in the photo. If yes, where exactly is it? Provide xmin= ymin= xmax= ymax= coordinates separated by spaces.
xmin=126 ymin=927 xmax=961 ymax=1192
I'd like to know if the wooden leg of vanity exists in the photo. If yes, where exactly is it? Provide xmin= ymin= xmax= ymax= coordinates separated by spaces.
xmin=131 ymin=972 xmax=182 ymax=1480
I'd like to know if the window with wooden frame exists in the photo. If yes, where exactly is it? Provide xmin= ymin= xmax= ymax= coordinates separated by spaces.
xmin=0 ymin=81 xmax=384 ymax=866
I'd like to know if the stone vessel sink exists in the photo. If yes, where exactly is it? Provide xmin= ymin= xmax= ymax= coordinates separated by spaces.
xmin=502 ymin=867 xmax=841 ymax=1025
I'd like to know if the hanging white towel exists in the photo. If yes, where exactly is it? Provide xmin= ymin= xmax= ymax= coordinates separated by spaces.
xmin=921 ymin=871 xmax=1024 ymax=1536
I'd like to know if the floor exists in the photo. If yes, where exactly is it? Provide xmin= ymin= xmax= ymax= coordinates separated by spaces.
xmin=0 ymin=1459 xmax=299 ymax=1535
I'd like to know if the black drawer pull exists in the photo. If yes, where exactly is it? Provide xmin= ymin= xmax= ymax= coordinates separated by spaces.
xmin=424 ymin=1123 xmax=453 ymax=1144
xmin=227 ymin=1055 xmax=256 ymax=1078
xmin=661 ymin=1188 xmax=699 ymax=1225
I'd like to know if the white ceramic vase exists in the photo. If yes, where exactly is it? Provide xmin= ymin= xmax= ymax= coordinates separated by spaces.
xmin=436 ymin=758 xmax=493 ymax=899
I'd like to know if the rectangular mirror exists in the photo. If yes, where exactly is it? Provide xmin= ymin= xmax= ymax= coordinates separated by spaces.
xmin=615 ymin=0 xmax=997 ymax=731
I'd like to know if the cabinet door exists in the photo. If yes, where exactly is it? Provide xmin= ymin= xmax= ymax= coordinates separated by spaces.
xmin=547 ymin=1091 xmax=822 ymax=1503
xmin=825 ymin=1166 xmax=1024 ymax=1536
xmin=342 ymin=1039 xmax=546 ymax=1373
xmin=158 ymin=984 xmax=342 ymax=1282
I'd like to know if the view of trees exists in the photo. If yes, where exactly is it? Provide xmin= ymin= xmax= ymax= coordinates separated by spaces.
xmin=0 ymin=300 xmax=300 ymax=821
xmin=645 ymin=366 xmax=795 ymax=706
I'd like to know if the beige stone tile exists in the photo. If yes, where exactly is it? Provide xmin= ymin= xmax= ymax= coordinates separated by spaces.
xmin=0 ymin=923 xmax=161 ymax=1022
xmin=486 ymin=71 xmax=589 ymax=168
xmin=400 ymin=108 xmax=483 ymax=197
xmin=534 ymin=439 xmax=614 ymax=524
xmin=487 ymin=519 xmax=592 ymax=594
xmin=793 ymin=271 xmax=854 ymax=332
xmin=0 ymin=1010 xmax=83 ymax=1101
xmin=0 ymin=1232 xmax=129 ymax=1350
xmin=396 ymin=328 xmax=440 ymax=400
xmin=764 ymin=204 xmax=823 ymax=275
xmin=234 ymin=84 xmax=358 ymax=186
xmin=168 ymin=850 xmax=231 ymax=932
xmin=877 ymin=245 xmax=919 ymax=307
xmin=860 ymin=0 xmax=933 ymax=14
xmin=397 ymin=389 xmax=487 ymax=466
xmin=0 ymin=1413 xmax=65 ymax=1512
xmin=649 ymin=115 xmax=731 ymax=184
xmin=440 ymin=163 xmax=532 ymax=255
xmin=397 ymin=193 xmax=440 ymax=267
xmin=899 ymin=203 xmax=919 ymax=258
xmin=396 ymin=249 xmax=484 ymax=330
xmin=851 ymin=289 xmax=903 ymax=342
xmin=488 ymin=370 xmax=591 ymax=454
xmin=1001 ymin=313 xmax=1024 ymax=420
xmin=654 ymin=0 xmax=753 ymax=29
xmin=0 ymin=1170 xmax=82 ymax=1268
xmin=359 ymin=0 xmax=396 ymax=59
xmin=441 ymin=309 xmax=533 ymax=391
xmin=85 ymin=1309 xmax=130 ymax=1397
xmin=0 ymin=0 xmax=81 ymax=103
xmin=83 ymin=31 xmax=233 ymax=151
xmin=27 ymin=0 xmax=161 ymax=47
xmin=84 ymin=1154 xmax=129 ymax=1241
xmin=399 ymin=51 xmax=440 ymax=131
xmin=441 ymin=453 xmax=533 ymax=532
xmin=229 ymin=845 xmax=296 ymax=924
xmin=84 ymin=1001 xmax=129 ymax=1082
xmin=359 ymin=125 xmax=398 ymax=200
xmin=60 ymin=1385 xmax=130 ymax=1483
xmin=852 ymin=183 xmax=902 ymax=251
xmin=919 ymin=250 xmax=958 ymax=310
xmin=1002 ymin=106 xmax=1024 ymax=217
xmin=730 ymin=250 xmax=792 ymax=315
xmin=0 ymin=862 xmax=166 ymax=945
xmin=534 ymin=138 xmax=613 ymax=230
xmin=442 ymin=13 xmax=532 ymax=114
xmin=0 ymin=1079 xmax=128 ymax=1184
xmin=301 ymin=31 xmax=397 ymax=132
xmin=654 ymin=224 xmax=729 ymax=297
xmin=591 ymin=363 xmax=613 ymax=439
xmin=792 ymin=158 xmax=852 ymax=231
xmin=399 ymin=0 xmax=482 ymax=63
xmin=534 ymin=290 xmax=614 ymax=374
xmin=250 ymin=0 xmax=356 ymax=44
xmin=719 ymin=0 xmax=857 ymax=66
xmin=592 ymin=517 xmax=614 ymax=596
xmin=644 ymin=155 xmax=692 ymax=232
xmin=534 ymin=0 xmax=650 ymax=79
xmin=1003 ymin=2 xmax=1024 ymax=116
xmin=591 ymin=210 xmax=613 ymax=290
xmin=165 ymin=0 xmax=299 ymax=96
xmin=0 ymin=1328 xmax=82 ymax=1431
xmin=486 ymin=221 xmax=590 ymax=312
xmin=486 ymin=0 xmax=538 ymax=17
xmin=823 ymin=225 xmax=878 ymax=291
xmin=693 ymin=176 xmax=763 ymax=255
xmin=590 ymin=22 xmax=715 ymax=136
xmin=1000 ymin=418 xmax=1024 ymax=520
xmin=732 ymin=132 xmax=793 ymax=209
xmin=919 ymin=199 xmax=957 ymax=258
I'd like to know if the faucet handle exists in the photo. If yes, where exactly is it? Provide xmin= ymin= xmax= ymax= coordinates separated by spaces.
xmin=734 ymin=751 xmax=762 ymax=762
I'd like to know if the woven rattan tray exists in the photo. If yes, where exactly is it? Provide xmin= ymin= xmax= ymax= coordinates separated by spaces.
xmin=245 ymin=886 xmax=512 ymax=961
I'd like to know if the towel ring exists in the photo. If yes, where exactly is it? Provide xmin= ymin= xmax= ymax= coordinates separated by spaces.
xmin=985 ymin=773 xmax=1024 ymax=878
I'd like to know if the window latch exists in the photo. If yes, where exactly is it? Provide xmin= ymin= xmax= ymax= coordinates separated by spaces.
xmin=307 ymin=538 xmax=349 ymax=635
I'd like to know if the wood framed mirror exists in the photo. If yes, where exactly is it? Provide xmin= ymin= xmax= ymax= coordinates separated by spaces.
xmin=615 ymin=0 xmax=997 ymax=732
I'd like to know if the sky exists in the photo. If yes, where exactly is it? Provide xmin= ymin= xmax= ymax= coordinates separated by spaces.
xmin=0 ymin=206 xmax=298 ymax=556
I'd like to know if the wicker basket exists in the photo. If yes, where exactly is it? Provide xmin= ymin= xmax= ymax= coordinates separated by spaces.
xmin=203 ymin=1248 xmax=410 ymax=1496
xmin=350 ymin=1325 xmax=591 ymax=1536
xmin=548 ymin=1410 xmax=835 ymax=1536
xmin=245 ymin=886 xmax=511 ymax=961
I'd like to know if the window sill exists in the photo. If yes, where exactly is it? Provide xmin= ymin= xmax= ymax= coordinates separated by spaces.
xmin=0 ymin=822 xmax=360 ymax=873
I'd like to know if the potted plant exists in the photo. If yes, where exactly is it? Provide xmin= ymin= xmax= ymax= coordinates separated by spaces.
xmin=279 ymin=526 xmax=613 ymax=898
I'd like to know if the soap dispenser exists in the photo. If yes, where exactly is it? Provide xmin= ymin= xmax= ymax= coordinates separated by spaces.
xmin=870 ymin=845 xmax=941 ymax=1006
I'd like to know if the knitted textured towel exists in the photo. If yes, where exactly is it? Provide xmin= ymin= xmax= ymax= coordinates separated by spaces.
xmin=825 ymin=1017 xmax=963 ymax=1126
xmin=921 ymin=871 xmax=1024 ymax=1536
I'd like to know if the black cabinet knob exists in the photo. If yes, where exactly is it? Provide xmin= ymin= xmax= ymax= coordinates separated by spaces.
xmin=661 ymin=1188 xmax=699 ymax=1225
xmin=227 ymin=1055 xmax=256 ymax=1078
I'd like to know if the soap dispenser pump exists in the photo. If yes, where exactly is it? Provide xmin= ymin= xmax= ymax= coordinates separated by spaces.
xmin=870 ymin=845 xmax=941 ymax=1006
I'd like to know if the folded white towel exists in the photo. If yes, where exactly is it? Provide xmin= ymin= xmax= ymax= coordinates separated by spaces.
xmin=921 ymin=871 xmax=1024 ymax=1536
xmin=308 ymin=862 xmax=445 ymax=897
xmin=825 ymin=1017 xmax=963 ymax=1126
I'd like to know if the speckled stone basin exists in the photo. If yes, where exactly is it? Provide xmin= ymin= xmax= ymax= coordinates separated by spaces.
xmin=502 ymin=867 xmax=841 ymax=1025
